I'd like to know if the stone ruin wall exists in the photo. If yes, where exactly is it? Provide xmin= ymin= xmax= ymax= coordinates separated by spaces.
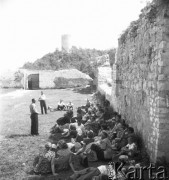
xmin=111 ymin=0 xmax=169 ymax=162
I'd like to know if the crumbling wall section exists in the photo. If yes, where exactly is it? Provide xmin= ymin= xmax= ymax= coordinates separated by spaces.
xmin=112 ymin=0 xmax=169 ymax=162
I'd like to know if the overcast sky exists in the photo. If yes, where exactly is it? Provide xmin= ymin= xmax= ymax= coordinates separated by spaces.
xmin=0 ymin=0 xmax=151 ymax=73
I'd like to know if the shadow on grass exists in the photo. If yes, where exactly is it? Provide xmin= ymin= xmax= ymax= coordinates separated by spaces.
xmin=7 ymin=134 xmax=32 ymax=138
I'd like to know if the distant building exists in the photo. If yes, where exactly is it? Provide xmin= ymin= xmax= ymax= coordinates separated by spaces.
xmin=0 ymin=69 xmax=93 ymax=90
xmin=61 ymin=34 xmax=71 ymax=53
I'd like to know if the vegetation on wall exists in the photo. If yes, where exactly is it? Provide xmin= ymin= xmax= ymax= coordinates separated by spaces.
xmin=118 ymin=0 xmax=160 ymax=45
xmin=22 ymin=46 xmax=116 ymax=78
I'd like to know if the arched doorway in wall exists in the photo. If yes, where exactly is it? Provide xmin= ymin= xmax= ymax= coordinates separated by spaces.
xmin=28 ymin=74 xmax=39 ymax=90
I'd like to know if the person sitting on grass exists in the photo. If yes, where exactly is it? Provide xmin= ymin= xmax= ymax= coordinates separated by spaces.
xmin=56 ymin=110 xmax=73 ymax=126
xmin=66 ymin=101 xmax=74 ymax=111
xmin=74 ymin=130 xmax=95 ymax=156
xmin=51 ymin=139 xmax=75 ymax=174
xmin=71 ymin=108 xmax=84 ymax=123
xmin=115 ymin=126 xmax=135 ymax=151
xmin=82 ymin=110 xmax=91 ymax=124
xmin=86 ymin=99 xmax=91 ymax=108
xmin=50 ymin=111 xmax=73 ymax=135
xmin=70 ymin=118 xmax=86 ymax=142
xmin=90 ymin=131 xmax=113 ymax=161
xmin=57 ymin=99 xmax=66 ymax=111
xmin=83 ymin=130 xmax=94 ymax=145
xmin=33 ymin=143 xmax=58 ymax=175
xmin=62 ymin=124 xmax=78 ymax=140
xmin=113 ymin=137 xmax=138 ymax=160
xmin=84 ymin=114 xmax=100 ymax=135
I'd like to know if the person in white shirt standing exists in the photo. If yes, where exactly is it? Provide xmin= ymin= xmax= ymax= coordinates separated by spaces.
xmin=39 ymin=91 xmax=47 ymax=114
xmin=30 ymin=98 xmax=39 ymax=135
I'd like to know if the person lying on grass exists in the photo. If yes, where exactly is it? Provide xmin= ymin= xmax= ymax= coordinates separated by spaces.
xmin=66 ymin=160 xmax=127 ymax=180
xmin=66 ymin=166 xmax=110 ymax=180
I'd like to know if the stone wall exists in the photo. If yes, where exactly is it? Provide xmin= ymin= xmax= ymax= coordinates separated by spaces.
xmin=95 ymin=56 xmax=113 ymax=101
xmin=111 ymin=0 xmax=169 ymax=162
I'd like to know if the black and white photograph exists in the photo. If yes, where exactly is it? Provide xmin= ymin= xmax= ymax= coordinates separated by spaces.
xmin=0 ymin=0 xmax=169 ymax=179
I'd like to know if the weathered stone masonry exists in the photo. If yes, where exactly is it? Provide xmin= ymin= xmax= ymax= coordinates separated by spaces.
xmin=111 ymin=0 xmax=169 ymax=162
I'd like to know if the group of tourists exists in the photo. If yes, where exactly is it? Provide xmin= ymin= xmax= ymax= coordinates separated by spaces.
xmin=29 ymin=92 xmax=141 ymax=180
xmin=29 ymin=91 xmax=74 ymax=135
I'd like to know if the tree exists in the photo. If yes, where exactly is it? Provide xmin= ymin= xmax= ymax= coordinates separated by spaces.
xmin=22 ymin=46 xmax=115 ymax=77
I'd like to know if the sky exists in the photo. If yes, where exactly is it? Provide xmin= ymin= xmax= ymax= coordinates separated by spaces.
xmin=0 ymin=0 xmax=151 ymax=73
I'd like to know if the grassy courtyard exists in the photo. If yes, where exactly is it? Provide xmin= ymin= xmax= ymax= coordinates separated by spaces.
xmin=0 ymin=88 xmax=92 ymax=180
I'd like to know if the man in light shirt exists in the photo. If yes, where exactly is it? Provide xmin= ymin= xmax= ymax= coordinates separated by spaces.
xmin=30 ymin=98 xmax=39 ymax=135
xmin=57 ymin=99 xmax=66 ymax=110
xmin=39 ymin=91 xmax=47 ymax=114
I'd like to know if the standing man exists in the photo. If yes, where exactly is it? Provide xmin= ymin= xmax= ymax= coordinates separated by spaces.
xmin=30 ymin=98 xmax=39 ymax=135
xmin=39 ymin=91 xmax=47 ymax=114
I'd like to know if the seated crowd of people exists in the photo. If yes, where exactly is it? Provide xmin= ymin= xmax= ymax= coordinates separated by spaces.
xmin=31 ymin=98 xmax=142 ymax=180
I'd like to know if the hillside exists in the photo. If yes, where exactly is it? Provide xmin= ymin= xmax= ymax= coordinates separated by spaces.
xmin=22 ymin=46 xmax=116 ymax=78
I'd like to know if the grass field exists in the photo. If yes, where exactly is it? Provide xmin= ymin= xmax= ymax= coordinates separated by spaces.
xmin=0 ymin=88 xmax=93 ymax=180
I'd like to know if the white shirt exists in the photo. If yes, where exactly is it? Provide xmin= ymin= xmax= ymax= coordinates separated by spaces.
xmin=71 ymin=123 xmax=85 ymax=136
xmin=67 ymin=102 xmax=73 ymax=106
xmin=126 ymin=143 xmax=136 ymax=150
xmin=30 ymin=103 xmax=38 ymax=114
xmin=45 ymin=150 xmax=55 ymax=161
xmin=39 ymin=94 xmax=46 ymax=100
xmin=97 ymin=165 xmax=108 ymax=175
xmin=58 ymin=101 xmax=65 ymax=106
xmin=67 ymin=142 xmax=75 ymax=150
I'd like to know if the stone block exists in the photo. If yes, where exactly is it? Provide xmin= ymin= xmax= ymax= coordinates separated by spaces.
xmin=158 ymin=107 xmax=169 ymax=114
xmin=156 ymin=97 xmax=166 ymax=107
xmin=158 ymin=123 xmax=169 ymax=130
xmin=157 ymin=81 xmax=169 ymax=91
xmin=156 ymin=113 xmax=168 ymax=119
xmin=158 ymin=74 xmax=167 ymax=81
xmin=148 ymin=73 xmax=156 ymax=80
xmin=157 ymin=60 xmax=165 ymax=67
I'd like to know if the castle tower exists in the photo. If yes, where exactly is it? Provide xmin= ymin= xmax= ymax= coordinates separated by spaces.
xmin=61 ymin=34 xmax=71 ymax=53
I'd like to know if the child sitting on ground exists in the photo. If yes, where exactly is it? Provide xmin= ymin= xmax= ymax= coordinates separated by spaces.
xmin=66 ymin=101 xmax=74 ymax=111
xmin=114 ymin=137 xmax=138 ymax=160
